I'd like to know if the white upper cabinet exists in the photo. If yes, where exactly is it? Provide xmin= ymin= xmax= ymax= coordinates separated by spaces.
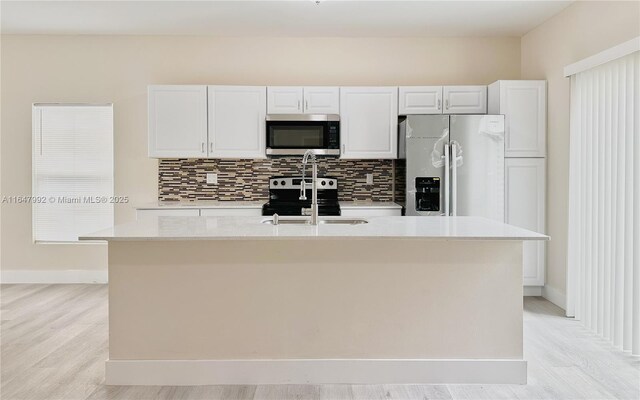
xmin=268 ymin=86 xmax=339 ymax=114
xmin=340 ymin=87 xmax=398 ymax=159
xmin=303 ymin=87 xmax=340 ymax=114
xmin=399 ymin=86 xmax=486 ymax=115
xmin=267 ymin=87 xmax=303 ymax=114
xmin=443 ymin=85 xmax=487 ymax=114
xmin=208 ymin=86 xmax=266 ymax=159
xmin=488 ymin=80 xmax=546 ymax=157
xmin=399 ymin=86 xmax=443 ymax=114
xmin=148 ymin=85 xmax=208 ymax=158
xmin=505 ymin=158 xmax=546 ymax=286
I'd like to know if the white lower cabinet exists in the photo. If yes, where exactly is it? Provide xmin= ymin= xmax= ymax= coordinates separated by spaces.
xmin=505 ymin=158 xmax=546 ymax=286
xmin=341 ymin=208 xmax=402 ymax=217
xmin=340 ymin=87 xmax=398 ymax=159
xmin=200 ymin=208 xmax=262 ymax=217
xmin=137 ymin=209 xmax=200 ymax=219
xmin=137 ymin=207 xmax=262 ymax=219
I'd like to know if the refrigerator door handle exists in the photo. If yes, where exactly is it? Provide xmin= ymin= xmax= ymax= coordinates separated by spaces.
xmin=451 ymin=142 xmax=458 ymax=216
xmin=444 ymin=143 xmax=450 ymax=216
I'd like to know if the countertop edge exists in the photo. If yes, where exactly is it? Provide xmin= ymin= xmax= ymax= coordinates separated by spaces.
xmin=135 ymin=201 xmax=403 ymax=210
xmin=80 ymin=235 xmax=549 ymax=242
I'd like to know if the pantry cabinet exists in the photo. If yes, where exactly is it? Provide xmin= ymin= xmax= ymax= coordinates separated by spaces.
xmin=488 ymin=80 xmax=546 ymax=157
xmin=148 ymin=85 xmax=208 ymax=158
xmin=340 ymin=87 xmax=398 ymax=159
xmin=208 ymin=86 xmax=266 ymax=159
xmin=267 ymin=86 xmax=339 ymax=114
xmin=505 ymin=158 xmax=546 ymax=286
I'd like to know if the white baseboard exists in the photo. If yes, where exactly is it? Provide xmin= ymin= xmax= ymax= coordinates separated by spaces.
xmin=542 ymin=285 xmax=566 ymax=311
xmin=0 ymin=269 xmax=108 ymax=284
xmin=523 ymin=286 xmax=542 ymax=296
xmin=105 ymin=358 xmax=527 ymax=386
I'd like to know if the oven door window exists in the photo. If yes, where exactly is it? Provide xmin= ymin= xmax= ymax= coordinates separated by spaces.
xmin=268 ymin=123 xmax=326 ymax=148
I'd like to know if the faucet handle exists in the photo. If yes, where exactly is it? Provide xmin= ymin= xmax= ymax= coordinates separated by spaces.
xmin=299 ymin=180 xmax=307 ymax=200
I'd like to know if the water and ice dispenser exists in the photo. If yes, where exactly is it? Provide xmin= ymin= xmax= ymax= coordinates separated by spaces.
xmin=415 ymin=177 xmax=440 ymax=212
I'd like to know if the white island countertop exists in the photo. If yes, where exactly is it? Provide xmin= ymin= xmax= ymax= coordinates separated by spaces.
xmin=81 ymin=216 xmax=548 ymax=241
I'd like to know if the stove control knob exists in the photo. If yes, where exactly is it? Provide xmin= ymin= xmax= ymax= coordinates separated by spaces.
xmin=321 ymin=180 xmax=326 ymax=186
xmin=273 ymin=180 xmax=278 ymax=186
xmin=329 ymin=181 xmax=334 ymax=186
xmin=281 ymin=180 xmax=286 ymax=186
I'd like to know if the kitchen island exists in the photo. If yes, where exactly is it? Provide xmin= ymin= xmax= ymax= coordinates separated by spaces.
xmin=81 ymin=216 xmax=548 ymax=386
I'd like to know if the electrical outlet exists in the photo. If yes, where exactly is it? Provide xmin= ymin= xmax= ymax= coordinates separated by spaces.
xmin=366 ymin=173 xmax=374 ymax=185
xmin=206 ymin=173 xmax=218 ymax=185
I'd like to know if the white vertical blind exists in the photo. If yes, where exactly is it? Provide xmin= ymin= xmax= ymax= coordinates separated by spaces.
xmin=567 ymin=51 xmax=640 ymax=355
xmin=32 ymin=104 xmax=114 ymax=242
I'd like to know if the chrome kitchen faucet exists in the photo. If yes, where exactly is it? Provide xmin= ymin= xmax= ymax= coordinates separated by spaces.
xmin=299 ymin=149 xmax=319 ymax=225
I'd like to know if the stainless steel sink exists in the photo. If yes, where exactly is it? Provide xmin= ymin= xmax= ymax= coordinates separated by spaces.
xmin=261 ymin=218 xmax=368 ymax=225
xmin=261 ymin=219 xmax=309 ymax=225
xmin=319 ymin=219 xmax=368 ymax=225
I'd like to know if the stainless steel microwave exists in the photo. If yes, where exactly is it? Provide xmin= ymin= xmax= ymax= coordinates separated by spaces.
xmin=266 ymin=114 xmax=340 ymax=156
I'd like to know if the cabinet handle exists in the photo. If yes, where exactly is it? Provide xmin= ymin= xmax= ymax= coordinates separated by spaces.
xmin=210 ymin=142 xmax=213 ymax=153
xmin=297 ymin=100 xmax=301 ymax=111
xmin=342 ymin=144 xmax=345 ymax=153
xmin=201 ymin=142 xmax=205 ymax=153
xmin=305 ymin=99 xmax=308 ymax=111
xmin=445 ymin=99 xmax=449 ymax=110
xmin=437 ymin=99 xmax=441 ymax=110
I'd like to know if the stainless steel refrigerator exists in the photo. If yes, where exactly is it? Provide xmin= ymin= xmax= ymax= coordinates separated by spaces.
xmin=401 ymin=114 xmax=505 ymax=220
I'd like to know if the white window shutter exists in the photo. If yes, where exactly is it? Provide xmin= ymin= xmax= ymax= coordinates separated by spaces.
xmin=32 ymin=104 xmax=114 ymax=242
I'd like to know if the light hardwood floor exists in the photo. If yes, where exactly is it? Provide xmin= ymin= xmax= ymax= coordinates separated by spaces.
xmin=1 ymin=284 xmax=638 ymax=400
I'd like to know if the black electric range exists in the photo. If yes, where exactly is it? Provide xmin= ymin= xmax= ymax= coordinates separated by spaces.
xmin=262 ymin=176 xmax=341 ymax=216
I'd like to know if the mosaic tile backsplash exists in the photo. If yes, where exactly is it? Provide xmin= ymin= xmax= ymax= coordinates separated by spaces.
xmin=159 ymin=158 xmax=395 ymax=202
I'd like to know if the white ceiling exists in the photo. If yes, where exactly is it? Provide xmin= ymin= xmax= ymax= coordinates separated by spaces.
xmin=1 ymin=1 xmax=573 ymax=37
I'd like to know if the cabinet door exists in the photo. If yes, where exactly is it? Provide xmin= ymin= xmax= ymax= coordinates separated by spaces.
xmin=505 ymin=158 xmax=546 ymax=286
xmin=148 ymin=85 xmax=208 ymax=158
xmin=267 ymin=87 xmax=303 ymax=114
xmin=340 ymin=208 xmax=402 ymax=217
xmin=500 ymin=81 xmax=546 ymax=157
xmin=208 ymin=86 xmax=266 ymax=159
xmin=200 ymin=208 xmax=262 ymax=216
xmin=137 ymin=209 xmax=200 ymax=220
xmin=303 ymin=87 xmax=339 ymax=114
xmin=398 ymin=86 xmax=443 ymax=114
xmin=340 ymin=87 xmax=398 ymax=159
xmin=443 ymin=86 xmax=487 ymax=114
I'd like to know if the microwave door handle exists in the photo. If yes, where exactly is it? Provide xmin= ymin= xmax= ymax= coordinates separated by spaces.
xmin=444 ymin=143 xmax=450 ymax=216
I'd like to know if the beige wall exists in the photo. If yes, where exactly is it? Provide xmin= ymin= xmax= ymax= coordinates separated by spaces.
xmin=0 ymin=35 xmax=520 ymax=272
xmin=521 ymin=1 xmax=640 ymax=304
